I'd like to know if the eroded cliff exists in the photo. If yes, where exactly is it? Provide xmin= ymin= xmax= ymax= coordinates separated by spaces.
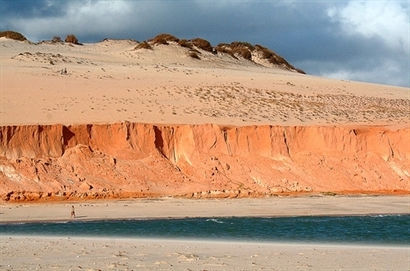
xmin=0 ymin=123 xmax=409 ymax=201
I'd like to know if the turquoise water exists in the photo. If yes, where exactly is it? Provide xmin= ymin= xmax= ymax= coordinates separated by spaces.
xmin=0 ymin=215 xmax=409 ymax=245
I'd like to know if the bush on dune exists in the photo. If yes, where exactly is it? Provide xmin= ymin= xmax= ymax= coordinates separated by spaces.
xmin=229 ymin=42 xmax=254 ymax=60
xmin=149 ymin=33 xmax=179 ymax=45
xmin=235 ymin=48 xmax=252 ymax=60
xmin=0 ymin=30 xmax=27 ymax=41
xmin=188 ymin=51 xmax=201 ymax=59
xmin=178 ymin=39 xmax=193 ymax=49
xmin=135 ymin=41 xmax=152 ymax=50
xmin=215 ymin=44 xmax=237 ymax=59
xmin=215 ymin=42 xmax=254 ymax=60
xmin=65 ymin=34 xmax=79 ymax=44
xmin=191 ymin=38 xmax=214 ymax=53
xmin=51 ymin=36 xmax=62 ymax=43
xmin=255 ymin=44 xmax=305 ymax=74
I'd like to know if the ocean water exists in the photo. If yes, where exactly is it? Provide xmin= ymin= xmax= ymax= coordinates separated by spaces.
xmin=0 ymin=215 xmax=409 ymax=245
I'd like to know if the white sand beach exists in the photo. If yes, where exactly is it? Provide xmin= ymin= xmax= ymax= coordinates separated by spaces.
xmin=1 ymin=236 xmax=409 ymax=270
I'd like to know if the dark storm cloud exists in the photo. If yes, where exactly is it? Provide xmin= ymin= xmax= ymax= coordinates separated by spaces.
xmin=0 ymin=0 xmax=408 ymax=87
xmin=0 ymin=0 xmax=68 ymax=19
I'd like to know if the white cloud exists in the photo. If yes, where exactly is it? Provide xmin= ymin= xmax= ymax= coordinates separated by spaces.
xmin=327 ymin=1 xmax=409 ymax=53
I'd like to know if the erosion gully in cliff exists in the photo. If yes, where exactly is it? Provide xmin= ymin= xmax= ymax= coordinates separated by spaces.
xmin=0 ymin=122 xmax=408 ymax=202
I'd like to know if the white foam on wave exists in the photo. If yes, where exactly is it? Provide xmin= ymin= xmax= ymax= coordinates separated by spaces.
xmin=206 ymin=218 xmax=225 ymax=224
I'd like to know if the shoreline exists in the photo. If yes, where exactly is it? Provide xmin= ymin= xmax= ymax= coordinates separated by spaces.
xmin=1 ymin=195 xmax=409 ymax=223
xmin=2 ymin=235 xmax=410 ymax=249
xmin=0 ymin=212 xmax=409 ymax=225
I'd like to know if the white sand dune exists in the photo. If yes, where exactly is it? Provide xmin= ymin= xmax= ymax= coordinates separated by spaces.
xmin=1 ymin=37 xmax=409 ymax=126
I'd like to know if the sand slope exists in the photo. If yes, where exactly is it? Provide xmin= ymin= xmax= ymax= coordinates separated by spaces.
xmin=1 ymin=37 xmax=409 ymax=126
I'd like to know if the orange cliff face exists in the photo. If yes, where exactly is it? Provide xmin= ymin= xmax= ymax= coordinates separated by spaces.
xmin=0 ymin=123 xmax=409 ymax=202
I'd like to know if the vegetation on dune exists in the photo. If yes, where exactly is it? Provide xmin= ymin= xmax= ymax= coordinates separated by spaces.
xmin=230 ymin=41 xmax=255 ymax=51
xmin=213 ymin=41 xmax=304 ymax=73
xmin=216 ymin=41 xmax=254 ymax=60
xmin=147 ymin=34 xmax=214 ymax=55
xmin=144 ymin=34 xmax=215 ymax=55
xmin=135 ymin=41 xmax=153 ymax=50
xmin=188 ymin=50 xmax=201 ymax=59
xmin=236 ymin=48 xmax=252 ymax=60
xmin=229 ymin=42 xmax=254 ymax=60
xmin=191 ymin=38 xmax=214 ymax=53
xmin=255 ymin=44 xmax=305 ymax=73
xmin=65 ymin=34 xmax=79 ymax=44
xmin=0 ymin=30 xmax=27 ymax=41
xmin=0 ymin=29 xmax=303 ymax=73
xmin=178 ymin=39 xmax=193 ymax=49
xmin=215 ymin=43 xmax=237 ymax=59
xmin=149 ymin=33 xmax=179 ymax=45
xmin=88 ymin=31 xmax=304 ymax=73
xmin=51 ymin=36 xmax=62 ymax=43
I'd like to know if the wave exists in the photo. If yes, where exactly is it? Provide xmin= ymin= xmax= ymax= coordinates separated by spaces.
xmin=206 ymin=218 xmax=225 ymax=224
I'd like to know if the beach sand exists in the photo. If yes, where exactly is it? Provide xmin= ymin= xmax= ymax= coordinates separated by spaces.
xmin=1 ymin=236 xmax=408 ymax=270
xmin=2 ymin=196 xmax=409 ymax=271
xmin=1 ymin=196 xmax=409 ymax=223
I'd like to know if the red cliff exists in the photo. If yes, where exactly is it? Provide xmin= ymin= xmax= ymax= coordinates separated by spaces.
xmin=0 ymin=123 xmax=409 ymax=201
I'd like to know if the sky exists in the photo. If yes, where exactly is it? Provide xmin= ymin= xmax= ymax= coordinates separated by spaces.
xmin=1 ymin=0 xmax=409 ymax=87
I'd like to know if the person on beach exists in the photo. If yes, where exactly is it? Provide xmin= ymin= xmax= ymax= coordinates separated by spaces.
xmin=70 ymin=205 xmax=76 ymax=219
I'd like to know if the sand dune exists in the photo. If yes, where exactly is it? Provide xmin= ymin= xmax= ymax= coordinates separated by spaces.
xmin=1 ymin=37 xmax=409 ymax=126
